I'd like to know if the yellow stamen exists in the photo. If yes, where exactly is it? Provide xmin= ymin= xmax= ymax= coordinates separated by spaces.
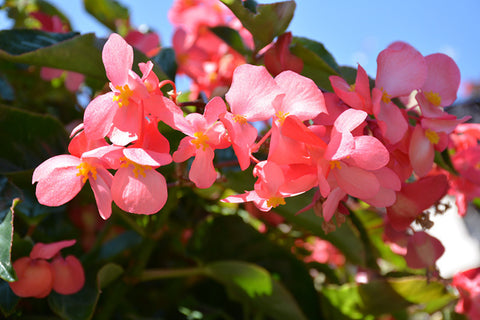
xmin=120 ymin=157 xmax=151 ymax=178
xmin=425 ymin=91 xmax=442 ymax=107
xmin=349 ymin=83 xmax=356 ymax=92
xmin=112 ymin=84 xmax=133 ymax=108
xmin=425 ymin=129 xmax=440 ymax=145
xmin=475 ymin=162 xmax=480 ymax=170
xmin=76 ymin=162 xmax=97 ymax=183
xmin=275 ymin=110 xmax=290 ymax=125
xmin=330 ymin=160 xmax=342 ymax=170
xmin=191 ymin=131 xmax=209 ymax=151
xmin=381 ymin=88 xmax=391 ymax=104
xmin=233 ymin=114 xmax=248 ymax=124
xmin=266 ymin=196 xmax=286 ymax=208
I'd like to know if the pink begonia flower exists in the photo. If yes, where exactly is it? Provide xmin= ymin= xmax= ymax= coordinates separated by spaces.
xmin=83 ymin=33 xmax=149 ymax=146
xmin=452 ymin=267 xmax=480 ymax=319
xmin=10 ymin=240 xmax=84 ymax=298
xmin=125 ymin=29 xmax=161 ymax=57
xmin=404 ymin=231 xmax=445 ymax=269
xmin=264 ymin=32 xmax=303 ymax=77
xmin=387 ymin=174 xmax=448 ymax=231
xmin=112 ymin=120 xmax=172 ymax=214
xmin=172 ymin=96 xmax=229 ymax=188
xmin=374 ymin=41 xmax=427 ymax=144
xmin=450 ymin=123 xmax=480 ymax=152
xmin=296 ymin=237 xmax=345 ymax=266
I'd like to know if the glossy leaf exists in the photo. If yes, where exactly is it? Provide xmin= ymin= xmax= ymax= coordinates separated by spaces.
xmin=0 ymin=178 xmax=18 ymax=282
xmin=220 ymin=0 xmax=296 ymax=52
xmin=0 ymin=104 xmax=68 ymax=173
xmin=83 ymin=0 xmax=129 ymax=31
xmin=0 ymin=30 xmax=106 ymax=80
xmin=151 ymin=47 xmax=177 ymax=81
xmin=205 ymin=260 xmax=308 ymax=320
xmin=290 ymin=36 xmax=340 ymax=91
xmin=0 ymin=280 xmax=19 ymax=317
xmin=48 ymin=285 xmax=99 ymax=320
xmin=210 ymin=26 xmax=250 ymax=56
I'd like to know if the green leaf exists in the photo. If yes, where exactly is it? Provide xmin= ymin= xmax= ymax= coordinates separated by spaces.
xmin=151 ymin=47 xmax=178 ymax=81
xmin=220 ymin=0 xmax=296 ymax=52
xmin=96 ymin=263 xmax=124 ymax=290
xmin=434 ymin=149 xmax=458 ymax=175
xmin=0 ymin=30 xmax=106 ymax=80
xmin=290 ymin=37 xmax=341 ymax=91
xmin=210 ymin=26 xmax=250 ymax=56
xmin=0 ymin=280 xmax=19 ymax=317
xmin=83 ymin=0 xmax=129 ymax=31
xmin=0 ymin=104 xmax=68 ymax=173
xmin=0 ymin=187 xmax=17 ymax=282
xmin=48 ymin=284 xmax=99 ymax=320
xmin=204 ymin=260 xmax=308 ymax=320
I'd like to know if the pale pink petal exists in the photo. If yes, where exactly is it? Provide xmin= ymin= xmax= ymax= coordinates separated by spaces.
xmin=83 ymin=92 xmax=116 ymax=141
xmin=373 ymin=89 xmax=408 ymax=144
xmin=333 ymin=163 xmax=379 ymax=199
xmin=112 ymin=167 xmax=167 ymax=215
xmin=33 ymin=155 xmax=81 ymax=183
xmin=189 ymin=147 xmax=216 ymax=188
xmin=30 ymin=240 xmax=76 ymax=260
xmin=123 ymin=148 xmax=172 ymax=167
xmin=421 ymin=116 xmax=470 ymax=134
xmin=65 ymin=72 xmax=85 ymax=92
xmin=89 ymin=169 xmax=113 ymax=220
xmin=422 ymin=53 xmax=460 ymax=107
xmin=375 ymin=167 xmax=401 ymax=191
xmin=363 ymin=187 xmax=396 ymax=208
xmin=325 ymin=129 xmax=354 ymax=161
xmin=204 ymin=96 xmax=227 ymax=125
xmin=172 ymin=137 xmax=196 ymax=163
xmin=375 ymin=41 xmax=427 ymax=97
xmin=274 ymin=70 xmax=327 ymax=120
xmin=350 ymin=135 xmax=389 ymax=170
xmin=102 ymin=33 xmax=133 ymax=85
xmin=35 ymin=166 xmax=85 ymax=207
xmin=322 ymin=187 xmax=346 ymax=221
xmin=334 ymin=108 xmax=367 ymax=133
xmin=409 ymin=125 xmax=434 ymax=177
xmin=225 ymin=64 xmax=282 ymax=121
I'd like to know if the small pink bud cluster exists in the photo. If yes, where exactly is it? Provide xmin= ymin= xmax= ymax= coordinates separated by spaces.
xmin=9 ymin=240 xmax=85 ymax=298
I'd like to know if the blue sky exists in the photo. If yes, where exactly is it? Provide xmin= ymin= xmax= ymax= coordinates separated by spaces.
xmin=2 ymin=0 xmax=479 ymax=99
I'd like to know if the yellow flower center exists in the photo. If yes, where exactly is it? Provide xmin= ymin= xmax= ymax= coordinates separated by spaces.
xmin=275 ymin=110 xmax=290 ymax=125
xmin=233 ymin=114 xmax=248 ymax=124
xmin=425 ymin=91 xmax=442 ymax=107
xmin=191 ymin=131 xmax=209 ymax=151
xmin=76 ymin=162 xmax=97 ymax=183
xmin=349 ymin=83 xmax=356 ymax=92
xmin=330 ymin=160 xmax=342 ymax=170
xmin=266 ymin=196 xmax=286 ymax=208
xmin=120 ymin=157 xmax=152 ymax=178
xmin=425 ymin=129 xmax=440 ymax=145
xmin=381 ymin=88 xmax=391 ymax=104
xmin=113 ymin=84 xmax=133 ymax=108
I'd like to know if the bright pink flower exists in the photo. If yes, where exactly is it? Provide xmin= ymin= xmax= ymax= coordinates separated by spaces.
xmin=452 ymin=267 xmax=480 ymax=319
xmin=172 ymin=96 xmax=229 ymax=188
xmin=9 ymin=240 xmax=84 ymax=298
xmin=329 ymin=64 xmax=372 ymax=113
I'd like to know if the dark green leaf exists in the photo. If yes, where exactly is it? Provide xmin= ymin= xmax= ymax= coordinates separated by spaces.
xmin=96 ymin=263 xmax=124 ymax=290
xmin=205 ymin=260 xmax=308 ymax=320
xmin=151 ymin=47 xmax=178 ymax=81
xmin=83 ymin=0 xmax=129 ymax=31
xmin=210 ymin=26 xmax=250 ymax=56
xmin=434 ymin=149 xmax=458 ymax=175
xmin=0 ymin=185 xmax=17 ymax=282
xmin=220 ymin=0 xmax=296 ymax=52
xmin=0 ymin=104 xmax=68 ymax=173
xmin=0 ymin=30 xmax=106 ymax=80
xmin=290 ymin=37 xmax=341 ymax=91
xmin=48 ymin=284 xmax=99 ymax=320
xmin=0 ymin=280 xmax=19 ymax=317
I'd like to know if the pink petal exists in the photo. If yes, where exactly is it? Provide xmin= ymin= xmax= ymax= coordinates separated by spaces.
xmin=189 ymin=147 xmax=216 ymax=188
xmin=102 ymin=33 xmax=133 ymax=85
xmin=204 ymin=96 xmax=227 ymax=125
xmin=83 ymin=92 xmax=116 ymax=141
xmin=375 ymin=41 xmax=427 ymax=97
xmin=350 ymin=135 xmax=389 ymax=170
xmin=30 ymin=240 xmax=76 ymax=260
xmin=274 ymin=70 xmax=327 ymax=120
xmin=373 ymin=88 xmax=408 ymax=144
xmin=9 ymin=257 xmax=53 ymax=298
xmin=33 ymin=155 xmax=81 ymax=184
xmin=225 ymin=64 xmax=282 ymax=121
xmin=112 ymin=167 xmax=167 ymax=215
xmin=405 ymin=231 xmax=445 ymax=269
xmin=409 ymin=125 xmax=434 ymax=177
xmin=281 ymin=115 xmax=326 ymax=147
xmin=173 ymin=137 xmax=196 ymax=163
xmin=65 ymin=72 xmax=85 ymax=92
xmin=422 ymin=53 xmax=460 ymax=107
xmin=89 ymin=169 xmax=113 ymax=220
xmin=322 ymin=187 xmax=346 ymax=221
xmin=51 ymin=255 xmax=85 ymax=295
xmin=334 ymin=108 xmax=367 ymax=133
xmin=333 ymin=163 xmax=380 ymax=199
xmin=123 ymin=148 xmax=172 ymax=167
xmin=35 ymin=166 xmax=85 ymax=207
xmin=268 ymin=123 xmax=311 ymax=165
xmin=325 ymin=129 xmax=354 ymax=161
